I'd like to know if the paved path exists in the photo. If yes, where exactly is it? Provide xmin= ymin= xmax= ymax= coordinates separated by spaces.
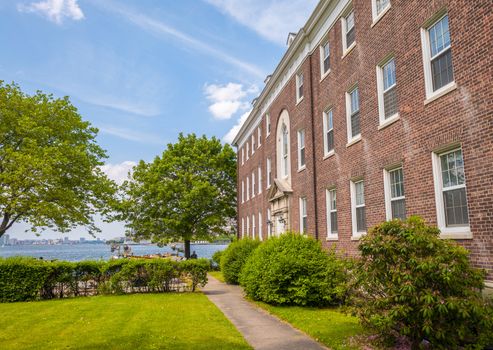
xmin=202 ymin=275 xmax=328 ymax=350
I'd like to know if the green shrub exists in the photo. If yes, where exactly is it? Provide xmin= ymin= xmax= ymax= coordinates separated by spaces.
xmin=180 ymin=258 xmax=210 ymax=291
xmin=350 ymin=217 xmax=493 ymax=349
xmin=211 ymin=250 xmax=223 ymax=271
xmin=221 ymin=239 xmax=261 ymax=284
xmin=239 ymin=233 xmax=348 ymax=306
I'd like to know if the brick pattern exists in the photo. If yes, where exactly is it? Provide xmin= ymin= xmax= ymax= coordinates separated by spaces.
xmin=236 ymin=0 xmax=493 ymax=281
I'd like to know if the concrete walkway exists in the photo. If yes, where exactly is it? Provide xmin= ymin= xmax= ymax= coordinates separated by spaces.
xmin=202 ymin=275 xmax=328 ymax=350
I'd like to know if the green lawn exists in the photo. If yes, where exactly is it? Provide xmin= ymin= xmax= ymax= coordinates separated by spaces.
xmin=0 ymin=293 xmax=251 ymax=350
xmin=257 ymin=303 xmax=365 ymax=350
xmin=209 ymin=271 xmax=225 ymax=283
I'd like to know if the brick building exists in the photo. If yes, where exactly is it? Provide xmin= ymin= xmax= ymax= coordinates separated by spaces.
xmin=232 ymin=0 xmax=493 ymax=286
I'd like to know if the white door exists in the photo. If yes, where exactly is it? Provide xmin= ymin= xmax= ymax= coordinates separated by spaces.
xmin=276 ymin=215 xmax=285 ymax=236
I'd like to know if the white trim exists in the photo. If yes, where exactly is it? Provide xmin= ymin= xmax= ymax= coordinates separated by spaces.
xmin=341 ymin=41 xmax=356 ymax=59
xmin=251 ymin=171 xmax=255 ymax=198
xmin=258 ymin=211 xmax=263 ymax=241
xmin=376 ymin=58 xmax=399 ymax=127
xmin=299 ymin=197 xmax=307 ymax=234
xmin=252 ymin=214 xmax=256 ymax=239
xmin=258 ymin=166 xmax=262 ymax=194
xmin=383 ymin=167 xmax=405 ymax=220
xmin=326 ymin=189 xmax=338 ymax=240
xmin=267 ymin=208 xmax=272 ymax=238
xmin=251 ymin=134 xmax=255 ymax=155
xmin=241 ymin=180 xmax=245 ymax=203
xmin=323 ymin=109 xmax=335 ymax=157
xmin=241 ymin=217 xmax=245 ymax=238
xmin=319 ymin=41 xmax=331 ymax=79
xmin=346 ymin=87 xmax=361 ymax=144
xmin=266 ymin=114 xmax=271 ymax=137
xmin=431 ymin=148 xmax=472 ymax=238
xmin=266 ymin=157 xmax=272 ymax=189
xmin=341 ymin=7 xmax=356 ymax=57
xmin=241 ymin=148 xmax=244 ymax=165
xmin=257 ymin=126 xmax=262 ymax=148
xmin=323 ymin=150 xmax=335 ymax=160
xmin=296 ymin=72 xmax=304 ymax=104
xmin=420 ymin=13 xmax=455 ymax=101
xmin=246 ymin=142 xmax=249 ymax=160
xmin=246 ymin=176 xmax=250 ymax=201
xmin=246 ymin=216 xmax=250 ymax=237
xmin=371 ymin=0 xmax=391 ymax=27
xmin=297 ymin=129 xmax=306 ymax=170
xmin=350 ymin=180 xmax=366 ymax=239
xmin=378 ymin=114 xmax=400 ymax=130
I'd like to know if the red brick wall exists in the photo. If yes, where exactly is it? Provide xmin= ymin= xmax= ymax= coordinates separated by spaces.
xmin=237 ymin=0 xmax=493 ymax=281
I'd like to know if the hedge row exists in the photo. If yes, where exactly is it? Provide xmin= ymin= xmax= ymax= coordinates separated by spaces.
xmin=0 ymin=257 xmax=210 ymax=302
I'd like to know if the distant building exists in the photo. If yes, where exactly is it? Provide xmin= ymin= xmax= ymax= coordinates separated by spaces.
xmin=233 ymin=0 xmax=493 ymax=287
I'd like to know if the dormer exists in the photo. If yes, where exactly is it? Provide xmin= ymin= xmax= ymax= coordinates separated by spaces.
xmin=264 ymin=74 xmax=272 ymax=84
xmin=286 ymin=32 xmax=297 ymax=48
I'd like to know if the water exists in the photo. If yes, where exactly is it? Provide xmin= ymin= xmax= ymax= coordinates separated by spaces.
xmin=0 ymin=243 xmax=228 ymax=261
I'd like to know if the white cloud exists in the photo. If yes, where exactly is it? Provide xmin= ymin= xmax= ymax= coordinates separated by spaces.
xmin=92 ymin=1 xmax=265 ymax=79
xmin=100 ymin=161 xmax=137 ymax=185
xmin=223 ymin=110 xmax=251 ymax=144
xmin=204 ymin=0 xmax=318 ymax=45
xmin=18 ymin=0 xmax=84 ymax=24
xmin=204 ymin=83 xmax=257 ymax=120
xmin=98 ymin=126 xmax=165 ymax=145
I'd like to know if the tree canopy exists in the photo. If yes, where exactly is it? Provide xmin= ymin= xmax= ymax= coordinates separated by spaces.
xmin=0 ymin=82 xmax=116 ymax=237
xmin=120 ymin=133 xmax=237 ymax=258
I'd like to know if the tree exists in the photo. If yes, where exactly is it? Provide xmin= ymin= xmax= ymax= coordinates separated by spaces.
xmin=120 ymin=133 xmax=237 ymax=258
xmin=0 ymin=82 xmax=116 ymax=238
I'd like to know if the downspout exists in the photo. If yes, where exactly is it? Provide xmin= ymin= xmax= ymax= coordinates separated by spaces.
xmin=308 ymin=54 xmax=320 ymax=241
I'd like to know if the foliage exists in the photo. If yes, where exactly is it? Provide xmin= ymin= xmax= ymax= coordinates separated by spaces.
xmin=0 ymin=294 xmax=252 ymax=350
xmin=350 ymin=217 xmax=493 ymax=349
xmin=257 ymin=302 xmax=364 ymax=350
xmin=220 ymin=239 xmax=260 ymax=284
xmin=0 ymin=257 xmax=210 ymax=302
xmin=239 ymin=233 xmax=348 ymax=306
xmin=119 ymin=133 xmax=237 ymax=258
xmin=209 ymin=271 xmax=225 ymax=283
xmin=211 ymin=250 xmax=223 ymax=270
xmin=0 ymin=81 xmax=117 ymax=237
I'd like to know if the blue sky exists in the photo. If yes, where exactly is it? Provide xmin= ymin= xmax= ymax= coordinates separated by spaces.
xmin=1 ymin=0 xmax=317 ymax=239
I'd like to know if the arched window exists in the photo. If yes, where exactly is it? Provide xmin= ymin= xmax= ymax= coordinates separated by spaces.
xmin=276 ymin=110 xmax=291 ymax=183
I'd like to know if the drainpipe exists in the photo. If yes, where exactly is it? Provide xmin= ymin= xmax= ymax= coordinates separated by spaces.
xmin=308 ymin=54 xmax=320 ymax=241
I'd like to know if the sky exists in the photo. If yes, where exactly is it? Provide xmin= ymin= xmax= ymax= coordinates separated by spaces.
xmin=1 ymin=0 xmax=318 ymax=240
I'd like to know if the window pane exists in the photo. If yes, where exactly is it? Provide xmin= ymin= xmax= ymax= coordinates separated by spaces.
xmin=351 ymin=89 xmax=359 ymax=113
xmin=331 ymin=190 xmax=337 ymax=210
xmin=356 ymin=207 xmax=366 ymax=232
xmin=391 ymin=198 xmax=406 ymax=220
xmin=390 ymin=168 xmax=404 ymax=199
xmin=441 ymin=150 xmax=465 ymax=188
xmin=429 ymin=15 xmax=451 ymax=57
xmin=383 ymin=59 xmax=396 ymax=90
xmin=355 ymin=182 xmax=365 ymax=206
xmin=327 ymin=130 xmax=334 ymax=152
xmin=330 ymin=212 xmax=338 ymax=233
xmin=351 ymin=111 xmax=360 ymax=137
xmin=302 ymin=217 xmax=307 ymax=233
xmin=443 ymin=188 xmax=469 ymax=226
xmin=376 ymin=0 xmax=390 ymax=15
xmin=346 ymin=11 xmax=354 ymax=31
xmin=383 ymin=86 xmax=398 ymax=119
xmin=432 ymin=49 xmax=454 ymax=91
xmin=323 ymin=43 xmax=330 ymax=72
xmin=300 ymin=148 xmax=305 ymax=166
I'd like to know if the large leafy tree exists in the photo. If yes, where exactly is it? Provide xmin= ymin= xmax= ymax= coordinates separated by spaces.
xmin=120 ymin=133 xmax=237 ymax=258
xmin=0 ymin=82 xmax=116 ymax=238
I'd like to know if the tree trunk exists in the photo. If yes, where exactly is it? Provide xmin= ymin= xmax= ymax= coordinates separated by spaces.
xmin=184 ymin=240 xmax=191 ymax=259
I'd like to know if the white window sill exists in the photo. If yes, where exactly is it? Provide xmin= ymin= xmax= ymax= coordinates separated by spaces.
xmin=323 ymin=150 xmax=335 ymax=160
xmin=320 ymin=69 xmax=331 ymax=82
xmin=485 ymin=281 xmax=493 ymax=289
xmin=378 ymin=114 xmax=400 ymax=130
xmin=424 ymin=82 xmax=457 ymax=105
xmin=351 ymin=232 xmax=365 ymax=241
xmin=439 ymin=227 xmax=472 ymax=240
xmin=341 ymin=42 xmax=356 ymax=59
xmin=296 ymin=96 xmax=304 ymax=106
xmin=297 ymin=165 xmax=306 ymax=173
xmin=371 ymin=5 xmax=391 ymax=28
xmin=326 ymin=235 xmax=338 ymax=241
xmin=346 ymin=135 xmax=362 ymax=148
xmin=266 ymin=185 xmax=271 ymax=190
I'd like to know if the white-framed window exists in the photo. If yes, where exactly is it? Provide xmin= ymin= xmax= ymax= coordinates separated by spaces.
xmin=241 ymin=180 xmax=245 ymax=203
xmin=341 ymin=8 xmax=356 ymax=55
xmin=421 ymin=13 xmax=455 ymax=101
xmin=377 ymin=57 xmax=399 ymax=125
xmin=320 ymin=42 xmax=331 ymax=77
xmin=267 ymin=208 xmax=272 ymax=238
xmin=282 ymin=124 xmax=289 ymax=178
xmin=252 ymin=214 xmax=256 ymax=239
xmin=251 ymin=134 xmax=255 ymax=154
xmin=371 ymin=0 xmax=390 ymax=23
xmin=246 ymin=142 xmax=249 ymax=160
xmin=246 ymin=216 xmax=250 ymax=237
xmin=246 ymin=177 xmax=250 ymax=201
xmin=241 ymin=148 xmax=244 ymax=165
xmin=258 ymin=211 xmax=263 ymax=241
xmin=384 ymin=167 xmax=406 ymax=220
xmin=297 ymin=129 xmax=306 ymax=170
xmin=296 ymin=72 xmax=304 ymax=103
xmin=251 ymin=172 xmax=255 ymax=198
xmin=258 ymin=166 xmax=262 ymax=194
xmin=346 ymin=87 xmax=361 ymax=143
xmin=326 ymin=189 xmax=338 ymax=240
xmin=323 ymin=109 xmax=335 ymax=156
xmin=241 ymin=217 xmax=245 ymax=238
xmin=266 ymin=114 xmax=271 ymax=137
xmin=258 ymin=126 xmax=262 ymax=148
xmin=432 ymin=148 xmax=470 ymax=238
xmin=266 ymin=158 xmax=272 ymax=189
xmin=351 ymin=180 xmax=366 ymax=238
xmin=299 ymin=197 xmax=307 ymax=234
